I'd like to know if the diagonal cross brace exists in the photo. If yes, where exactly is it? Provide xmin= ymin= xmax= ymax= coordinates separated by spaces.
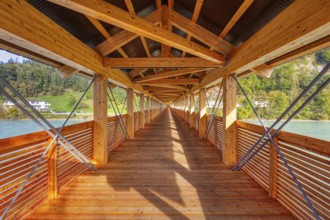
xmin=107 ymin=82 xmax=130 ymax=139
xmin=0 ymin=76 xmax=96 ymax=220
xmin=232 ymin=74 xmax=324 ymax=220
xmin=232 ymin=62 xmax=330 ymax=171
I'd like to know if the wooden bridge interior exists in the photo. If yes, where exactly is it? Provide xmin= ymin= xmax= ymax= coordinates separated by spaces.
xmin=28 ymin=109 xmax=294 ymax=219
xmin=0 ymin=0 xmax=329 ymax=219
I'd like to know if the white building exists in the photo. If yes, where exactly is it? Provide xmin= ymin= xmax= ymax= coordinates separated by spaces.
xmin=2 ymin=100 xmax=51 ymax=112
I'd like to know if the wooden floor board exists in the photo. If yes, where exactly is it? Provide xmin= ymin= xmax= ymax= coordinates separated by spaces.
xmin=28 ymin=109 xmax=294 ymax=220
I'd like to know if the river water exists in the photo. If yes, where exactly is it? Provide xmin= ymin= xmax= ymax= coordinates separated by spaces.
xmin=0 ymin=119 xmax=329 ymax=141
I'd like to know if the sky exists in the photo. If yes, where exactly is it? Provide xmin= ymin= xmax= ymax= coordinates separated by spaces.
xmin=0 ymin=50 xmax=28 ymax=63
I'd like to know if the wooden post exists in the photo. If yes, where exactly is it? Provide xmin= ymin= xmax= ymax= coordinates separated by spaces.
xmin=199 ymin=88 xmax=207 ymax=138
xmin=269 ymin=135 xmax=279 ymax=198
xmin=93 ymin=75 xmax=108 ymax=166
xmin=127 ymin=89 xmax=134 ymax=138
xmin=48 ymin=139 xmax=58 ymax=199
xmin=185 ymin=96 xmax=189 ymax=124
xmin=140 ymin=93 xmax=145 ymax=128
xmin=222 ymin=75 xmax=237 ymax=166
xmin=146 ymin=96 xmax=150 ymax=123
xmin=190 ymin=94 xmax=195 ymax=128
xmin=150 ymin=98 xmax=153 ymax=120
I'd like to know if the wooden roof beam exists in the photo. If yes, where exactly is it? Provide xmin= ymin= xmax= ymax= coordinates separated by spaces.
xmin=169 ymin=9 xmax=234 ymax=56
xmin=134 ymin=68 xmax=211 ymax=83
xmin=144 ymin=84 xmax=190 ymax=91
xmin=136 ymin=78 xmax=199 ymax=85
xmin=182 ymin=0 xmax=204 ymax=58
xmin=49 ymin=0 xmax=225 ymax=64
xmin=193 ymin=0 xmax=330 ymax=92
xmin=218 ymin=0 xmax=254 ymax=39
xmin=58 ymin=65 xmax=79 ymax=79
xmin=95 ymin=9 xmax=160 ymax=56
xmin=104 ymin=58 xmax=219 ymax=68
xmin=86 ymin=16 xmax=128 ymax=58
xmin=0 ymin=0 xmax=151 ymax=96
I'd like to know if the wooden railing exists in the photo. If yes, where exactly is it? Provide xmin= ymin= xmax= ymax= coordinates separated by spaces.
xmin=107 ymin=114 xmax=127 ymax=152
xmin=172 ymin=107 xmax=330 ymax=219
xmin=0 ymin=120 xmax=93 ymax=219
xmin=237 ymin=121 xmax=330 ymax=220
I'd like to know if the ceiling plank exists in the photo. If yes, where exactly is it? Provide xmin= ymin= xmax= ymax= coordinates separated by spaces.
xmin=104 ymin=58 xmax=219 ymax=68
xmin=86 ymin=16 xmax=128 ymax=58
xmin=95 ymin=9 xmax=160 ymax=56
xmin=170 ymin=9 xmax=234 ymax=57
xmin=182 ymin=0 xmax=204 ymax=57
xmin=136 ymin=78 xmax=199 ymax=85
xmin=143 ymin=87 xmax=183 ymax=91
xmin=218 ymin=0 xmax=254 ymax=38
xmin=49 ymin=0 xmax=225 ymax=64
xmin=161 ymin=6 xmax=171 ymax=60
xmin=193 ymin=0 xmax=330 ymax=92
xmin=134 ymin=68 xmax=211 ymax=83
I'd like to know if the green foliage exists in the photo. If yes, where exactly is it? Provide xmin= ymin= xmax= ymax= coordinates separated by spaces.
xmin=236 ymin=50 xmax=330 ymax=120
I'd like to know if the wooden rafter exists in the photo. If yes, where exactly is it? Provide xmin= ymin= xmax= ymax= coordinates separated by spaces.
xmin=95 ymin=10 xmax=160 ymax=56
xmin=104 ymin=58 xmax=220 ymax=68
xmin=155 ymin=0 xmax=162 ymax=9
xmin=128 ymin=68 xmax=148 ymax=79
xmin=144 ymin=84 xmax=190 ymax=91
xmin=134 ymin=68 xmax=211 ymax=83
xmin=193 ymin=0 xmax=330 ymax=92
xmin=86 ymin=16 xmax=128 ymax=58
xmin=136 ymin=78 xmax=199 ymax=85
xmin=170 ymin=9 xmax=234 ymax=56
xmin=182 ymin=0 xmax=204 ymax=57
xmin=124 ymin=0 xmax=153 ymax=63
xmin=49 ymin=0 xmax=225 ymax=64
xmin=58 ymin=65 xmax=79 ymax=79
xmin=143 ymin=87 xmax=183 ymax=91
xmin=218 ymin=0 xmax=254 ymax=39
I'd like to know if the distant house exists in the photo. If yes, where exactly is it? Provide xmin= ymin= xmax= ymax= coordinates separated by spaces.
xmin=2 ymin=100 xmax=51 ymax=112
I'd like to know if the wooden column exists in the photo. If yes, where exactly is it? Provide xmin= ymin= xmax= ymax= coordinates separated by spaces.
xmin=189 ymin=94 xmax=195 ymax=128
xmin=199 ymin=88 xmax=207 ymax=138
xmin=146 ymin=96 xmax=150 ymax=123
xmin=140 ymin=93 xmax=145 ymax=129
xmin=222 ymin=75 xmax=237 ymax=166
xmin=150 ymin=98 xmax=153 ymax=120
xmin=127 ymin=89 xmax=134 ymax=138
xmin=48 ymin=139 xmax=58 ymax=199
xmin=93 ymin=75 xmax=108 ymax=166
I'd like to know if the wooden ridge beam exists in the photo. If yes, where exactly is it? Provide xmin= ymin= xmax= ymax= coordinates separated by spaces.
xmin=0 ymin=0 xmax=144 ymax=93
xmin=218 ymin=0 xmax=254 ymax=38
xmin=104 ymin=58 xmax=219 ymax=68
xmin=134 ymin=68 xmax=210 ymax=83
xmin=136 ymin=78 xmax=199 ymax=85
xmin=95 ymin=9 xmax=160 ymax=56
xmin=193 ymin=0 xmax=330 ymax=92
xmin=169 ymin=9 xmax=234 ymax=56
xmin=49 ymin=0 xmax=225 ymax=64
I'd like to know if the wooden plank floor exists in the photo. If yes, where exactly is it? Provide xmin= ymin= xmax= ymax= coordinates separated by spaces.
xmin=29 ymin=109 xmax=294 ymax=220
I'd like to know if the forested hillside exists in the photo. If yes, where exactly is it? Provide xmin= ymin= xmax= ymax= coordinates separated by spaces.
xmin=0 ymin=48 xmax=329 ymax=120
xmin=236 ymin=48 xmax=330 ymax=119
